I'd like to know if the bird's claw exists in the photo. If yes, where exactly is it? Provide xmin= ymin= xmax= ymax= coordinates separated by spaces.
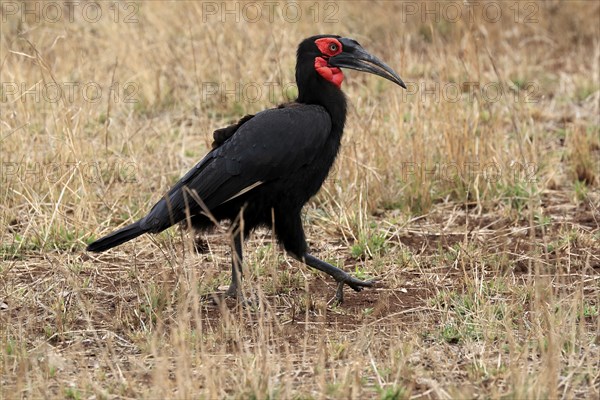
xmin=209 ymin=285 xmax=256 ymax=307
xmin=228 ymin=286 xmax=260 ymax=307
xmin=330 ymin=275 xmax=377 ymax=305
xmin=344 ymin=276 xmax=376 ymax=292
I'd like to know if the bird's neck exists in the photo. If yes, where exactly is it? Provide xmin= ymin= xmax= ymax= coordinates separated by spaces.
xmin=297 ymin=81 xmax=347 ymax=135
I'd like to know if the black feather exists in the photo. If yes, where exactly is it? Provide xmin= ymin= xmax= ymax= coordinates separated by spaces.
xmin=87 ymin=221 xmax=144 ymax=252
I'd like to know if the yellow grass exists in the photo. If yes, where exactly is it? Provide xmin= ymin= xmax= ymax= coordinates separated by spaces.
xmin=1 ymin=1 xmax=599 ymax=398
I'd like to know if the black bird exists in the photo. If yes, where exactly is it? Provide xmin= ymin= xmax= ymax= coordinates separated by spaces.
xmin=87 ymin=34 xmax=405 ymax=304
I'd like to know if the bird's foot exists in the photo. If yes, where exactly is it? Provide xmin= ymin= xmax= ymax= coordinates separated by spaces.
xmin=213 ymin=285 xmax=256 ymax=307
xmin=331 ymin=274 xmax=376 ymax=305
xmin=209 ymin=284 xmax=241 ymax=305
xmin=297 ymin=253 xmax=377 ymax=305
xmin=225 ymin=284 xmax=241 ymax=298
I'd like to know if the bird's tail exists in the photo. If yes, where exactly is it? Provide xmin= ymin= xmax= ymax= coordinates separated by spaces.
xmin=86 ymin=221 xmax=145 ymax=252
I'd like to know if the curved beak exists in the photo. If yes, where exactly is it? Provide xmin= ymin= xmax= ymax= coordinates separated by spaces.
xmin=329 ymin=38 xmax=406 ymax=89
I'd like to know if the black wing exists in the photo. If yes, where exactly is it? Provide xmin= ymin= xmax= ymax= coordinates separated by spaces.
xmin=139 ymin=104 xmax=332 ymax=232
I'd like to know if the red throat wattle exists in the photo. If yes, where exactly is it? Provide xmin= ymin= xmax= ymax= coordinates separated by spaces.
xmin=314 ymin=57 xmax=344 ymax=88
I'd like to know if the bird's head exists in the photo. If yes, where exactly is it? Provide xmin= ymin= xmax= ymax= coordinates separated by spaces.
xmin=296 ymin=34 xmax=406 ymax=91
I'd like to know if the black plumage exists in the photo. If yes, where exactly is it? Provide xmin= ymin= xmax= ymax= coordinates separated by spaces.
xmin=87 ymin=34 xmax=405 ymax=303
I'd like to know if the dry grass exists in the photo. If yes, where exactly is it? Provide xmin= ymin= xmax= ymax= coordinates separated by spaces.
xmin=1 ymin=1 xmax=599 ymax=399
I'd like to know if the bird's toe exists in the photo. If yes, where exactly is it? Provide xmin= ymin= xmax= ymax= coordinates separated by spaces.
xmin=344 ymin=277 xmax=376 ymax=292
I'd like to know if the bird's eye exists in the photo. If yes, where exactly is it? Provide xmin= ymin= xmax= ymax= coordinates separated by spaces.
xmin=329 ymin=43 xmax=338 ymax=52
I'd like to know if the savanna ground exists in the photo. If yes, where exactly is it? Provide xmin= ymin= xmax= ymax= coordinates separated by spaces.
xmin=1 ymin=1 xmax=599 ymax=398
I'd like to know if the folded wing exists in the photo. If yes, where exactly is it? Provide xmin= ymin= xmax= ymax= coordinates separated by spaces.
xmin=139 ymin=104 xmax=332 ymax=232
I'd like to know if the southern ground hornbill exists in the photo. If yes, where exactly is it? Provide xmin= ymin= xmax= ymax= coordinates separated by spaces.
xmin=87 ymin=34 xmax=405 ymax=304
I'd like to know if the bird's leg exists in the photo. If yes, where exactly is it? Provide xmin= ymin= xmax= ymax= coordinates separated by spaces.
xmin=277 ymin=211 xmax=374 ymax=304
xmin=295 ymin=253 xmax=375 ymax=304
xmin=226 ymin=232 xmax=244 ymax=298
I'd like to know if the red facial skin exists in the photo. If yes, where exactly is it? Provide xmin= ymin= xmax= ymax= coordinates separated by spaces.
xmin=314 ymin=38 xmax=344 ymax=88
